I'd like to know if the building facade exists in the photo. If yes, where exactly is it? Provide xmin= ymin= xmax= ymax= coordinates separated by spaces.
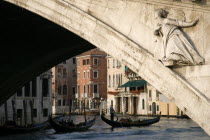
xmin=107 ymin=56 xmax=184 ymax=117
xmin=0 ymin=70 xmax=52 ymax=126
xmin=52 ymin=57 xmax=77 ymax=115
xmin=76 ymin=48 xmax=107 ymax=111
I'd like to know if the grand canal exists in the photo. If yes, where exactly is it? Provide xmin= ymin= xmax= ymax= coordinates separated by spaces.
xmin=1 ymin=115 xmax=209 ymax=140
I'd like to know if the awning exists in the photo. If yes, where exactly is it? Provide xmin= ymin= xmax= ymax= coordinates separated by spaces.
xmin=119 ymin=80 xmax=147 ymax=88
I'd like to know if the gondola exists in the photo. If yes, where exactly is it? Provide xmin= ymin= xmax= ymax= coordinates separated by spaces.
xmin=48 ymin=115 xmax=96 ymax=133
xmin=0 ymin=123 xmax=46 ymax=135
xmin=101 ymin=114 xmax=160 ymax=127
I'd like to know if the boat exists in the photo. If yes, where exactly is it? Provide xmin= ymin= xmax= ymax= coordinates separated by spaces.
xmin=0 ymin=122 xmax=46 ymax=135
xmin=101 ymin=114 xmax=160 ymax=127
xmin=48 ymin=115 xmax=96 ymax=133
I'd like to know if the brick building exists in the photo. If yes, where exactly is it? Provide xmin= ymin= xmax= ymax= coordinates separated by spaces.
xmin=76 ymin=48 xmax=107 ymax=110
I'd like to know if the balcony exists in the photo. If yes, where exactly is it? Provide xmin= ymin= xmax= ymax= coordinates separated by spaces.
xmin=83 ymin=93 xmax=87 ymax=98
xmin=93 ymin=93 xmax=99 ymax=98
xmin=75 ymin=93 xmax=79 ymax=98
xmin=130 ymin=89 xmax=144 ymax=94
xmin=107 ymin=91 xmax=119 ymax=96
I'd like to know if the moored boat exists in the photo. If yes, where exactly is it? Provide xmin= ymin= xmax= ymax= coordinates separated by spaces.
xmin=0 ymin=123 xmax=46 ymax=135
xmin=48 ymin=115 xmax=96 ymax=133
xmin=101 ymin=114 xmax=160 ymax=127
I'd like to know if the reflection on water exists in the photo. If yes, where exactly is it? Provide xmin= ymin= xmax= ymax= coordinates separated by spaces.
xmin=0 ymin=115 xmax=209 ymax=140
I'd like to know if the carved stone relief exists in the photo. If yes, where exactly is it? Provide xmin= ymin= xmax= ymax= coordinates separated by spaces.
xmin=154 ymin=9 xmax=205 ymax=66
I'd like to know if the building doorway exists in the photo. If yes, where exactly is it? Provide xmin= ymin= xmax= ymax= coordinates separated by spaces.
xmin=117 ymin=97 xmax=121 ymax=112
xmin=152 ymin=102 xmax=156 ymax=115
xmin=133 ymin=97 xmax=137 ymax=115
xmin=125 ymin=97 xmax=128 ymax=113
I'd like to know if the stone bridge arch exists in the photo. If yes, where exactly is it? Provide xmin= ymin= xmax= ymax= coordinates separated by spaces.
xmin=2 ymin=0 xmax=210 ymax=135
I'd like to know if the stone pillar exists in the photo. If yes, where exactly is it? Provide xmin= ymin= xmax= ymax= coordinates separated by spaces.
xmin=129 ymin=97 xmax=132 ymax=114
xmin=122 ymin=97 xmax=125 ymax=115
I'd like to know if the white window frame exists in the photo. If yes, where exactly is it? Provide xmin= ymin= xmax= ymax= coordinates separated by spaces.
xmin=93 ymin=70 xmax=98 ymax=79
xmin=93 ymin=58 xmax=98 ymax=65
xmin=83 ymin=71 xmax=86 ymax=79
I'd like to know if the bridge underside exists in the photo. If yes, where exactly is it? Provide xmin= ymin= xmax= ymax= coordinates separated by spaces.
xmin=1 ymin=0 xmax=210 ymax=136
xmin=0 ymin=1 xmax=95 ymax=103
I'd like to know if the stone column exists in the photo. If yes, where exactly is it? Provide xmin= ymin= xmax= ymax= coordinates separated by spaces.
xmin=129 ymin=97 xmax=132 ymax=114
xmin=122 ymin=96 xmax=125 ymax=115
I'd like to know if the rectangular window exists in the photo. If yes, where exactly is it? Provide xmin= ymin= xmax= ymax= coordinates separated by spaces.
xmin=42 ymin=78 xmax=49 ymax=97
xmin=87 ymin=59 xmax=90 ymax=65
xmin=149 ymin=90 xmax=152 ymax=97
xmin=113 ymin=59 xmax=115 ymax=68
xmin=63 ymin=68 xmax=67 ymax=78
xmin=58 ymin=85 xmax=62 ymax=94
xmin=43 ymin=108 xmax=48 ymax=117
xmin=17 ymin=109 xmax=22 ymax=119
xmin=93 ymin=71 xmax=98 ymax=78
xmin=83 ymin=59 xmax=86 ymax=65
xmin=58 ymin=100 xmax=61 ymax=106
xmin=77 ymin=73 xmax=80 ymax=79
xmin=25 ymin=82 xmax=30 ymax=97
xmin=58 ymin=68 xmax=61 ymax=73
xmin=156 ymin=92 xmax=159 ymax=97
xmin=72 ymin=69 xmax=76 ymax=77
xmin=17 ymin=88 xmax=22 ymax=97
xmin=73 ymin=58 xmax=76 ymax=64
xmin=77 ymin=59 xmax=80 ymax=66
xmin=63 ymin=100 xmax=66 ymax=106
xmin=84 ymin=71 xmax=86 ymax=78
xmin=87 ymin=71 xmax=90 ymax=78
xmin=87 ymin=85 xmax=89 ymax=94
xmin=77 ymin=85 xmax=80 ymax=94
xmin=33 ymin=109 xmax=37 ymax=117
xmin=32 ymin=78 xmax=37 ymax=97
xmin=72 ymin=87 xmax=76 ymax=95
xmin=93 ymin=84 xmax=98 ymax=93
xmin=93 ymin=58 xmax=98 ymax=65
xmin=63 ymin=85 xmax=67 ymax=95
xmin=84 ymin=85 xmax=86 ymax=93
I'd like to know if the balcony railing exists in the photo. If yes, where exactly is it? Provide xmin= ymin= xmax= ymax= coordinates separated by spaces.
xmin=93 ymin=93 xmax=99 ymax=98
xmin=130 ymin=89 xmax=144 ymax=94
xmin=83 ymin=93 xmax=87 ymax=98
xmin=107 ymin=91 xmax=119 ymax=95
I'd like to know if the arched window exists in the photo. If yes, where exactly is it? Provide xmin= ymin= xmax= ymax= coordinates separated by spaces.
xmin=142 ymin=99 xmax=145 ymax=110
xmin=157 ymin=105 xmax=159 ymax=111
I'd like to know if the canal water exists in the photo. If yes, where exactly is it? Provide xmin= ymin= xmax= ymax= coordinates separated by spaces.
xmin=1 ymin=115 xmax=210 ymax=140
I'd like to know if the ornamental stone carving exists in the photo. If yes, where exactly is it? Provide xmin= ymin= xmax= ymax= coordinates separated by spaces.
xmin=154 ymin=9 xmax=205 ymax=66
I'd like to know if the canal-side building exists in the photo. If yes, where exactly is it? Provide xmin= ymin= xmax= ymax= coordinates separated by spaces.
xmin=147 ymin=82 xmax=185 ymax=117
xmin=106 ymin=55 xmax=128 ymax=114
xmin=76 ymin=48 xmax=107 ymax=111
xmin=106 ymin=56 xmax=184 ymax=117
xmin=0 ymin=70 xmax=52 ymax=126
xmin=117 ymin=67 xmax=148 ymax=115
xmin=106 ymin=55 xmax=148 ymax=115
xmin=52 ymin=57 xmax=77 ymax=115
